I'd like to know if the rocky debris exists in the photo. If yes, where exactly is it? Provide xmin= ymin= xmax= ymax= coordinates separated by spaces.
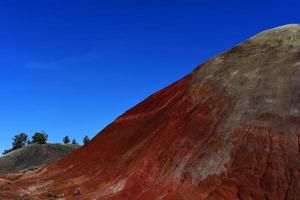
xmin=73 ymin=187 xmax=81 ymax=196
xmin=46 ymin=191 xmax=56 ymax=198
xmin=46 ymin=191 xmax=64 ymax=199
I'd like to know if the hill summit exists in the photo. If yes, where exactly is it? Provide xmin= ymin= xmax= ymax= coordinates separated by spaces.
xmin=2 ymin=24 xmax=300 ymax=200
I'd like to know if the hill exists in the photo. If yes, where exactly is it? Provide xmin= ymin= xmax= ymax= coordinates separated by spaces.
xmin=2 ymin=24 xmax=300 ymax=199
xmin=0 ymin=143 xmax=80 ymax=175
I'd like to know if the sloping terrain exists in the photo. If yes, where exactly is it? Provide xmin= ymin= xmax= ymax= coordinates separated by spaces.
xmin=1 ymin=24 xmax=300 ymax=200
xmin=0 ymin=144 xmax=79 ymax=175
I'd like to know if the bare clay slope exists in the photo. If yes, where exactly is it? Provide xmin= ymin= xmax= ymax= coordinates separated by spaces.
xmin=2 ymin=24 xmax=300 ymax=200
xmin=0 ymin=144 xmax=79 ymax=175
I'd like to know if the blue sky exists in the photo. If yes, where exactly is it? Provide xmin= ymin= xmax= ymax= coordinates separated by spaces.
xmin=0 ymin=0 xmax=299 ymax=152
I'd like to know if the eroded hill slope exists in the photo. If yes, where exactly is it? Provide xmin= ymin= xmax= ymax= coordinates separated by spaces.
xmin=2 ymin=24 xmax=300 ymax=200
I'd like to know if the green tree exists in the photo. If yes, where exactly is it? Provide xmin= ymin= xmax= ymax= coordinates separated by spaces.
xmin=3 ymin=133 xmax=28 ymax=154
xmin=71 ymin=139 xmax=78 ymax=145
xmin=83 ymin=135 xmax=90 ymax=145
xmin=63 ymin=136 xmax=70 ymax=144
xmin=12 ymin=133 xmax=28 ymax=150
xmin=32 ymin=131 xmax=48 ymax=144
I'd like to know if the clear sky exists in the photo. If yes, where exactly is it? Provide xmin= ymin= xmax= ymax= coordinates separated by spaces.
xmin=0 ymin=0 xmax=299 ymax=153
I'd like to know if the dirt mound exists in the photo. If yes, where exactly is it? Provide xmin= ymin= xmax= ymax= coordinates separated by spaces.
xmin=2 ymin=24 xmax=300 ymax=199
xmin=0 ymin=143 xmax=79 ymax=175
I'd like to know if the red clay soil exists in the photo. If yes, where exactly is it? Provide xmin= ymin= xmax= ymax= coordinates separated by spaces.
xmin=2 ymin=24 xmax=300 ymax=200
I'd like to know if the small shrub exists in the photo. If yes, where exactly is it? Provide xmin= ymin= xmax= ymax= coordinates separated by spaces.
xmin=83 ymin=135 xmax=90 ymax=145
xmin=31 ymin=131 xmax=48 ymax=144
xmin=63 ymin=136 xmax=70 ymax=144
xmin=71 ymin=139 xmax=78 ymax=145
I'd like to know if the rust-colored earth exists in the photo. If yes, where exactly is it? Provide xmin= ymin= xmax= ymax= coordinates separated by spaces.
xmin=2 ymin=24 xmax=300 ymax=200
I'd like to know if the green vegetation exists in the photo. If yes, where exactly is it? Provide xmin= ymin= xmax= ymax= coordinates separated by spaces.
xmin=83 ymin=135 xmax=90 ymax=145
xmin=12 ymin=133 xmax=28 ymax=150
xmin=3 ymin=133 xmax=28 ymax=154
xmin=71 ymin=139 xmax=78 ymax=145
xmin=63 ymin=136 xmax=70 ymax=144
xmin=2 ymin=132 xmax=90 ymax=155
xmin=31 ymin=131 xmax=48 ymax=144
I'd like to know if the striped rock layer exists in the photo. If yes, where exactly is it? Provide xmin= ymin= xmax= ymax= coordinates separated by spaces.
xmin=2 ymin=24 xmax=300 ymax=200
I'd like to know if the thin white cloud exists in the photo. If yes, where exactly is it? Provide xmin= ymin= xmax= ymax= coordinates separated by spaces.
xmin=25 ymin=52 xmax=100 ymax=70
